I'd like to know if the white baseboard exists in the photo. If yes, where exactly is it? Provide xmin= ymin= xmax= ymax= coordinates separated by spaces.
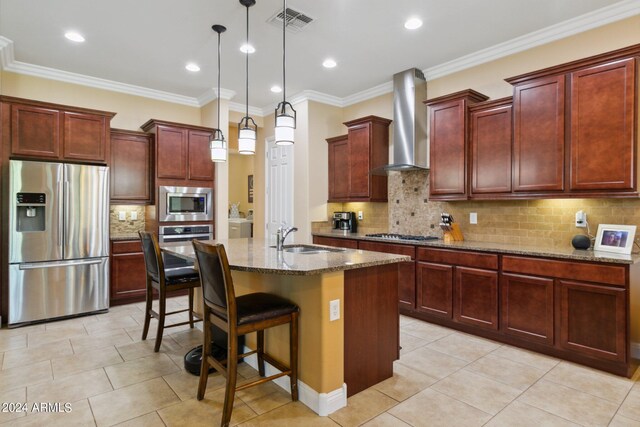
xmin=242 ymin=346 xmax=347 ymax=416
xmin=631 ymin=342 xmax=640 ymax=359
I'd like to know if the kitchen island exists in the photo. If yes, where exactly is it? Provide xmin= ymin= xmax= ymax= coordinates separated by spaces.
xmin=161 ymin=238 xmax=410 ymax=415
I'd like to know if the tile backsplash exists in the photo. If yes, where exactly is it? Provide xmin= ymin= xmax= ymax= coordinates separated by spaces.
xmin=314 ymin=202 xmax=389 ymax=234
xmin=110 ymin=205 xmax=145 ymax=235
xmin=388 ymin=170 xmax=640 ymax=248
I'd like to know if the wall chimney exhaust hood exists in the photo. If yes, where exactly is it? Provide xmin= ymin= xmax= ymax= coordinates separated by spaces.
xmin=371 ymin=68 xmax=428 ymax=175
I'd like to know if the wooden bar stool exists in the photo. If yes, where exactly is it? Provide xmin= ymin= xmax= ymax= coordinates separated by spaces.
xmin=139 ymin=231 xmax=202 ymax=352
xmin=192 ymin=240 xmax=299 ymax=427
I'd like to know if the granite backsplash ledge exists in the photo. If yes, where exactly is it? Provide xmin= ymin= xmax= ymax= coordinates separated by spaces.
xmin=388 ymin=170 xmax=640 ymax=248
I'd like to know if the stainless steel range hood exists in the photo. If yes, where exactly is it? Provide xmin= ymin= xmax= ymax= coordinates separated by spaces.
xmin=371 ymin=68 xmax=428 ymax=175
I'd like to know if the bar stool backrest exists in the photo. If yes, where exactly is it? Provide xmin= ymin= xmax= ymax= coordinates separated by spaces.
xmin=192 ymin=241 xmax=237 ymax=322
xmin=139 ymin=231 xmax=164 ymax=283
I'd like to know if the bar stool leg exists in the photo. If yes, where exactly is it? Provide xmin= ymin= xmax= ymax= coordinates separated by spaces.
xmin=257 ymin=330 xmax=265 ymax=377
xmin=197 ymin=310 xmax=211 ymax=401
xmin=290 ymin=312 xmax=299 ymax=401
xmin=188 ymin=287 xmax=195 ymax=328
xmin=221 ymin=332 xmax=238 ymax=427
xmin=154 ymin=289 xmax=166 ymax=352
xmin=141 ymin=280 xmax=153 ymax=341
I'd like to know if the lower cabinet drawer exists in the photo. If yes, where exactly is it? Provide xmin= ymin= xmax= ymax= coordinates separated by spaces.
xmin=417 ymin=247 xmax=497 ymax=270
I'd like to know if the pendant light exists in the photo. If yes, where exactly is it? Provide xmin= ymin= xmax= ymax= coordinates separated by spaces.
xmin=274 ymin=0 xmax=296 ymax=145
xmin=238 ymin=0 xmax=257 ymax=155
xmin=210 ymin=24 xmax=227 ymax=162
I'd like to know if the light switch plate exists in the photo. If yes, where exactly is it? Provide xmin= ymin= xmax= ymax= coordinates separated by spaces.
xmin=130 ymin=211 xmax=138 ymax=220
xmin=118 ymin=211 xmax=126 ymax=221
xmin=470 ymin=212 xmax=478 ymax=224
xmin=358 ymin=211 xmax=363 ymax=220
xmin=329 ymin=299 xmax=340 ymax=321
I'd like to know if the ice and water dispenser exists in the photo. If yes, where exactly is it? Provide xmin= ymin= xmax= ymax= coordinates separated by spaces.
xmin=15 ymin=193 xmax=46 ymax=232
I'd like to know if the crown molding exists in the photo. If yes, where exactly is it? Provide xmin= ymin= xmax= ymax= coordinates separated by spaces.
xmin=197 ymin=88 xmax=237 ymax=106
xmin=1 ymin=1 xmax=637 ymax=113
xmin=228 ymin=101 xmax=263 ymax=117
xmin=0 ymin=37 xmax=14 ymax=68
xmin=424 ymin=0 xmax=640 ymax=80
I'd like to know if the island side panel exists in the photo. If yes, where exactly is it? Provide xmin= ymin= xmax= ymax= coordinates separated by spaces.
xmin=344 ymin=263 xmax=400 ymax=397
xmin=233 ymin=270 xmax=346 ymax=395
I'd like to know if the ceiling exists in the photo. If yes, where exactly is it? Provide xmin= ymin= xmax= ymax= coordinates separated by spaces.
xmin=0 ymin=0 xmax=635 ymax=112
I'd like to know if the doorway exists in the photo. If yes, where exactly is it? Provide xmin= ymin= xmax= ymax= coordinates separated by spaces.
xmin=265 ymin=136 xmax=294 ymax=240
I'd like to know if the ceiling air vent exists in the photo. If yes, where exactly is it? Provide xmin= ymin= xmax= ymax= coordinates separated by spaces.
xmin=268 ymin=7 xmax=314 ymax=33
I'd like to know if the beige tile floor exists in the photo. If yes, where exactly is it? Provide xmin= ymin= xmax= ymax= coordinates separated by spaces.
xmin=1 ymin=295 xmax=639 ymax=426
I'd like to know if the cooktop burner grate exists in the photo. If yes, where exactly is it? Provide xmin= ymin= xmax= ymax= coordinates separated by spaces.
xmin=365 ymin=233 xmax=439 ymax=241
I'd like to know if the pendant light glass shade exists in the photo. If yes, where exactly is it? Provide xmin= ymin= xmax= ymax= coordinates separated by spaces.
xmin=238 ymin=116 xmax=257 ymax=155
xmin=275 ymin=102 xmax=295 ymax=145
xmin=210 ymin=129 xmax=227 ymax=162
xmin=275 ymin=0 xmax=295 ymax=146
xmin=210 ymin=24 xmax=227 ymax=162
xmin=238 ymin=0 xmax=256 ymax=155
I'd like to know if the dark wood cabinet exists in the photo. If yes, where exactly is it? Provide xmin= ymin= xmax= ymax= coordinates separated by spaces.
xmin=557 ymin=280 xmax=626 ymax=362
xmin=110 ymin=129 xmax=152 ymax=204
xmin=10 ymin=103 xmax=60 ymax=159
xmin=110 ymin=240 xmax=147 ymax=305
xmin=416 ymin=248 xmax=498 ymax=329
xmin=155 ymin=125 xmax=187 ymax=180
xmin=469 ymin=98 xmax=512 ymax=196
xmin=569 ymin=58 xmax=636 ymax=191
xmin=188 ymin=129 xmax=215 ymax=181
xmin=416 ymin=261 xmax=452 ymax=318
xmin=4 ymin=96 xmax=114 ymax=163
xmin=454 ymin=266 xmax=498 ymax=330
xmin=501 ymin=273 xmax=554 ymax=345
xmin=326 ymin=135 xmax=349 ymax=201
xmin=312 ymin=235 xmax=359 ymax=249
xmin=425 ymin=90 xmax=488 ymax=200
xmin=63 ymin=111 xmax=109 ymax=162
xmin=141 ymin=119 xmax=214 ymax=184
xmin=326 ymin=116 xmax=391 ymax=202
xmin=512 ymin=74 xmax=565 ymax=193
xmin=358 ymin=240 xmax=416 ymax=309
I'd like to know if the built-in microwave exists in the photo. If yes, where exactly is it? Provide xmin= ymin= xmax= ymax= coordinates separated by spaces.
xmin=159 ymin=186 xmax=213 ymax=222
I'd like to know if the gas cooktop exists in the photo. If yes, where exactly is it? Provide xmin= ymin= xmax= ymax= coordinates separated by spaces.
xmin=365 ymin=233 xmax=439 ymax=242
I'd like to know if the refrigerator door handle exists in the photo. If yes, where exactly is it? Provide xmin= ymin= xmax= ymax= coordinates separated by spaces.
xmin=19 ymin=259 xmax=103 ymax=270
xmin=58 ymin=180 xmax=64 ymax=250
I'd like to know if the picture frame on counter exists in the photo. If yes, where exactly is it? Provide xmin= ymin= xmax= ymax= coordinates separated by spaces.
xmin=594 ymin=224 xmax=636 ymax=254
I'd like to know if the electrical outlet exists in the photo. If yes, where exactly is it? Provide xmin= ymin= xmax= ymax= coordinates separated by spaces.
xmin=130 ymin=211 xmax=138 ymax=220
xmin=470 ymin=212 xmax=478 ymax=224
xmin=358 ymin=211 xmax=363 ymax=220
xmin=329 ymin=299 xmax=340 ymax=321
xmin=118 ymin=211 xmax=126 ymax=221
xmin=575 ymin=210 xmax=587 ymax=228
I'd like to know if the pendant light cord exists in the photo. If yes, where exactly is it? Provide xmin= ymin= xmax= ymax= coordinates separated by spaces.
xmin=282 ymin=0 xmax=286 ymax=106
xmin=217 ymin=30 xmax=221 ymax=130
xmin=245 ymin=3 xmax=250 ymax=118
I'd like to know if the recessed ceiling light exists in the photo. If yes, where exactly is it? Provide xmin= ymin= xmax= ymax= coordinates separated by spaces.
xmin=185 ymin=63 xmax=201 ymax=72
xmin=64 ymin=31 xmax=85 ymax=43
xmin=404 ymin=17 xmax=423 ymax=30
xmin=322 ymin=58 xmax=337 ymax=68
xmin=240 ymin=44 xmax=255 ymax=54
xmin=271 ymin=85 xmax=282 ymax=93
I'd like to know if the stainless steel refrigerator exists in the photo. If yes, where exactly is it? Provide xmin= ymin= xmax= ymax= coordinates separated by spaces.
xmin=8 ymin=160 xmax=110 ymax=326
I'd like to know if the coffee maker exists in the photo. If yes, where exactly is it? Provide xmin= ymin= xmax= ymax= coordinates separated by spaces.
xmin=333 ymin=212 xmax=357 ymax=233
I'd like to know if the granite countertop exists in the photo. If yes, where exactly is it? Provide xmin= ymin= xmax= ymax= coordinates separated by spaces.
xmin=160 ymin=238 xmax=410 ymax=276
xmin=110 ymin=233 xmax=141 ymax=241
xmin=312 ymin=231 xmax=640 ymax=265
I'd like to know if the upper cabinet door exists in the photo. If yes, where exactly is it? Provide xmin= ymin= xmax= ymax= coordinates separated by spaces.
xmin=470 ymin=101 xmax=513 ymax=195
xmin=11 ymin=104 xmax=60 ymax=159
xmin=327 ymin=135 xmax=350 ymax=201
xmin=569 ymin=58 xmax=636 ymax=191
xmin=513 ymin=75 xmax=565 ymax=192
xmin=110 ymin=129 xmax=152 ymax=204
xmin=63 ymin=112 xmax=108 ymax=162
xmin=429 ymin=99 xmax=467 ymax=197
xmin=156 ymin=125 xmax=188 ymax=180
xmin=347 ymin=123 xmax=371 ymax=198
xmin=187 ymin=129 xmax=215 ymax=181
